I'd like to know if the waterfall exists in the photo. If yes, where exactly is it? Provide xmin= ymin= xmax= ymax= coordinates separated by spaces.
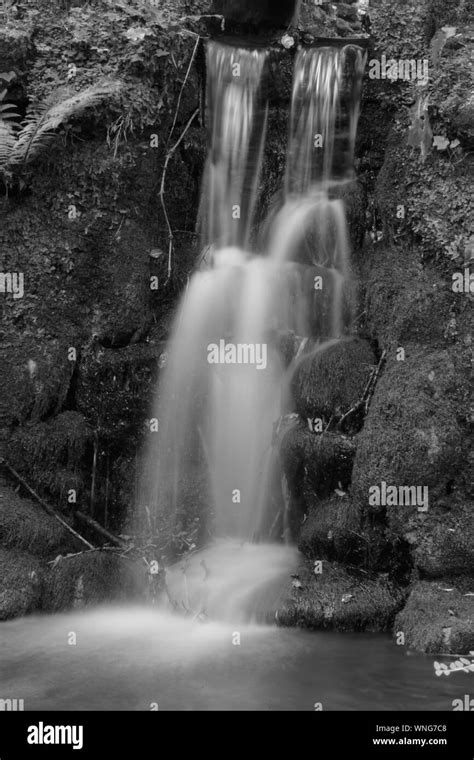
xmin=199 ymin=42 xmax=269 ymax=251
xmin=138 ymin=40 xmax=366 ymax=620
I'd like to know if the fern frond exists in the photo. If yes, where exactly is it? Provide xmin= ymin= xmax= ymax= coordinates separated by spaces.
xmin=0 ymin=100 xmax=21 ymax=124
xmin=8 ymin=80 xmax=122 ymax=169
xmin=0 ymin=100 xmax=21 ymax=173
xmin=0 ymin=123 xmax=18 ymax=170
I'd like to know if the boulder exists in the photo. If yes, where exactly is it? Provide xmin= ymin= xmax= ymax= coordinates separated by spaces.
xmin=394 ymin=580 xmax=474 ymax=654
xmin=352 ymin=350 xmax=465 ymax=512
xmin=281 ymin=426 xmax=357 ymax=500
xmin=43 ymin=551 xmax=146 ymax=612
xmin=277 ymin=560 xmax=405 ymax=631
xmin=7 ymin=412 xmax=92 ymax=503
xmin=0 ymin=548 xmax=44 ymax=620
xmin=298 ymin=494 xmax=366 ymax=565
xmin=0 ymin=484 xmax=75 ymax=556
xmin=291 ymin=337 xmax=376 ymax=421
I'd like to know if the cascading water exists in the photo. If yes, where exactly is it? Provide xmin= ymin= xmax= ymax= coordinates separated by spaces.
xmin=138 ymin=40 xmax=367 ymax=622
xmin=199 ymin=41 xmax=269 ymax=250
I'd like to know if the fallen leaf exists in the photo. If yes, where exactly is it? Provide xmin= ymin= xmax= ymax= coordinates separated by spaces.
xmin=433 ymin=135 xmax=449 ymax=150
xmin=441 ymin=26 xmax=457 ymax=38
xmin=125 ymin=27 xmax=153 ymax=42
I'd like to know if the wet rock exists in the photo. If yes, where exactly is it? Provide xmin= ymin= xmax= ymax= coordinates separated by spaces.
xmin=298 ymin=494 xmax=366 ymax=565
xmin=351 ymin=349 xmax=470 ymax=578
xmin=1 ymin=335 xmax=75 ymax=429
xmin=394 ymin=581 xmax=474 ymax=654
xmin=76 ymin=343 xmax=161 ymax=440
xmin=281 ymin=426 xmax=357 ymax=501
xmin=360 ymin=245 xmax=454 ymax=348
xmin=0 ymin=548 xmax=44 ymax=620
xmin=43 ymin=552 xmax=146 ymax=612
xmin=291 ymin=338 xmax=376 ymax=421
xmin=277 ymin=560 xmax=405 ymax=632
xmin=7 ymin=412 xmax=93 ymax=504
xmin=334 ymin=180 xmax=367 ymax=252
xmin=407 ymin=500 xmax=474 ymax=579
xmin=0 ymin=484 xmax=75 ymax=557
xmin=352 ymin=350 xmax=466 ymax=512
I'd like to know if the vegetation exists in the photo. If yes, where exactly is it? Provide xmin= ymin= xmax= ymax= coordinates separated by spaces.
xmin=0 ymin=81 xmax=122 ymax=190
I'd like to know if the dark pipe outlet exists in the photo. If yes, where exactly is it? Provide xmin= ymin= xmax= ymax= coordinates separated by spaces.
xmin=212 ymin=0 xmax=299 ymax=28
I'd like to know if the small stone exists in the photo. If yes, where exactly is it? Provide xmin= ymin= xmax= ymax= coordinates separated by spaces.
xmin=281 ymin=34 xmax=295 ymax=50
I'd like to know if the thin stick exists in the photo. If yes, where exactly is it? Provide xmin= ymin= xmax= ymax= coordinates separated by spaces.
xmin=1 ymin=460 xmax=94 ymax=550
xmin=90 ymin=433 xmax=98 ymax=518
xmin=75 ymin=510 xmax=126 ymax=548
xmin=169 ymin=35 xmax=200 ymax=145
xmin=338 ymin=350 xmax=387 ymax=429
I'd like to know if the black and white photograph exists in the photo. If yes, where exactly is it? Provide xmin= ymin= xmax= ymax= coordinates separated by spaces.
xmin=0 ymin=0 xmax=473 ymax=743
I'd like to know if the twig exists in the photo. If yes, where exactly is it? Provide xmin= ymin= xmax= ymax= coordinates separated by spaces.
xmin=46 ymin=546 xmax=135 ymax=565
xmin=90 ymin=432 xmax=98 ymax=518
xmin=169 ymin=35 xmax=200 ymax=146
xmin=1 ymin=460 xmax=94 ymax=550
xmin=75 ymin=510 xmax=126 ymax=548
xmin=337 ymin=350 xmax=387 ymax=430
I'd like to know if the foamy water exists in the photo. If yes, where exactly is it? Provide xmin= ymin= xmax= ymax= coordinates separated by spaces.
xmin=0 ymin=607 xmax=464 ymax=711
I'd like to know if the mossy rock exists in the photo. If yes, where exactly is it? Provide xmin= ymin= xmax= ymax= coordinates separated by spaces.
xmin=7 ymin=411 xmax=92 ymax=503
xmin=290 ymin=338 xmax=376 ymax=420
xmin=277 ymin=560 xmax=405 ymax=632
xmin=43 ymin=552 xmax=146 ymax=612
xmin=352 ymin=349 xmax=466 ymax=512
xmin=375 ymin=128 xmax=474 ymax=262
xmin=0 ymin=484 xmax=75 ymax=557
xmin=298 ymin=495 xmax=366 ymax=565
xmin=1 ymin=335 xmax=75 ymax=429
xmin=76 ymin=343 xmax=161 ymax=439
xmin=394 ymin=580 xmax=474 ymax=654
xmin=334 ymin=180 xmax=367 ymax=253
xmin=402 ymin=500 xmax=474 ymax=578
xmin=281 ymin=426 xmax=357 ymax=503
xmin=0 ymin=548 xmax=44 ymax=620
xmin=360 ymin=245 xmax=454 ymax=348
